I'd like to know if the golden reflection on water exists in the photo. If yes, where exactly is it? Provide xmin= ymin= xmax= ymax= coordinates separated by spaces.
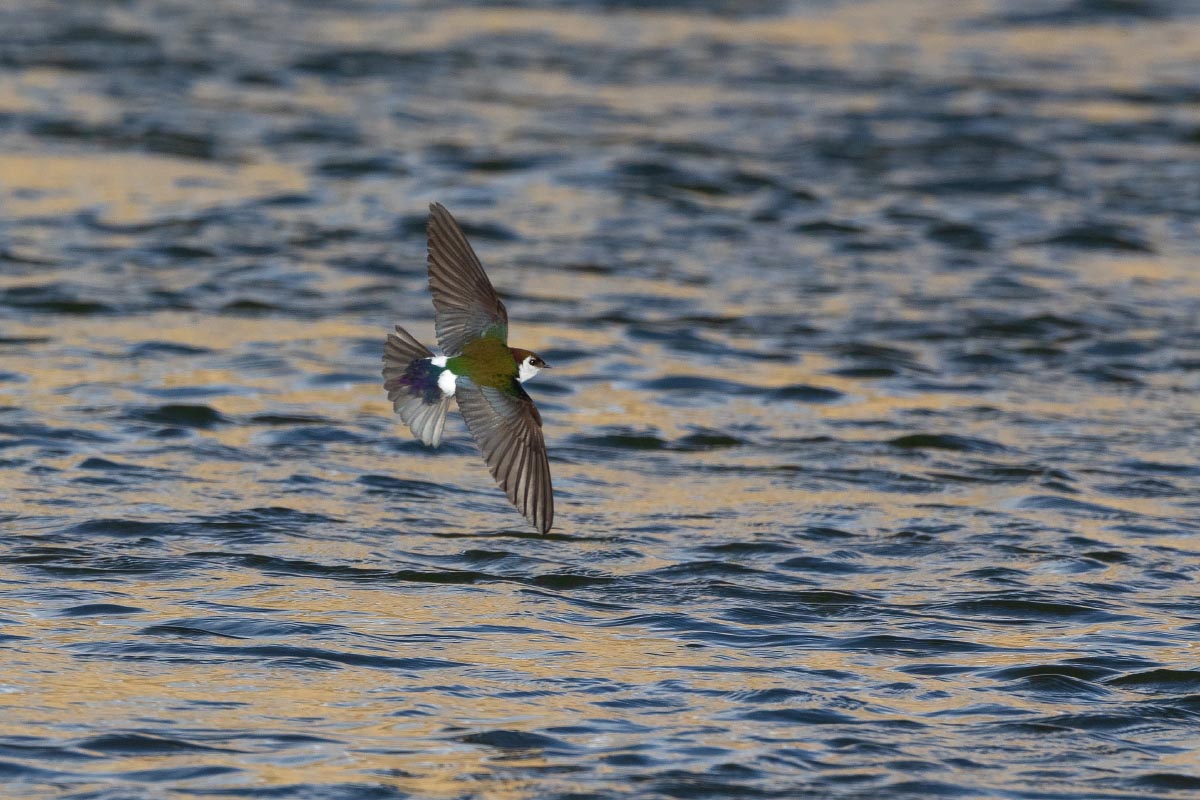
xmin=0 ymin=154 xmax=306 ymax=225
xmin=2 ymin=536 xmax=1192 ymax=798
xmin=2 ymin=2 xmax=1199 ymax=796
xmin=1 ymin=291 xmax=1192 ymax=530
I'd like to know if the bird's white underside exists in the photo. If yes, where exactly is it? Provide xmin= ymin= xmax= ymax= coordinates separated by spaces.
xmin=425 ymin=356 xmax=457 ymax=396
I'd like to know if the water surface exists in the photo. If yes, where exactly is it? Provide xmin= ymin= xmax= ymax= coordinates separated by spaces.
xmin=2 ymin=1 xmax=1200 ymax=798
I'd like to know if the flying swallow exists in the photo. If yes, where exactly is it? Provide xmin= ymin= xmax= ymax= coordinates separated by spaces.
xmin=383 ymin=203 xmax=553 ymax=534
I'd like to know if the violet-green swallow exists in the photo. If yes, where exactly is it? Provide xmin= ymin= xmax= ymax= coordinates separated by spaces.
xmin=382 ymin=203 xmax=554 ymax=534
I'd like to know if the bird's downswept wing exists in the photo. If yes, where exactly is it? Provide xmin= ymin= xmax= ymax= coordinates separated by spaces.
xmin=454 ymin=376 xmax=553 ymax=535
xmin=426 ymin=202 xmax=509 ymax=355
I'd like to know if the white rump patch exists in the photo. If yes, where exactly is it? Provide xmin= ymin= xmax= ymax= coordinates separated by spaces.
xmin=437 ymin=367 xmax=458 ymax=396
xmin=517 ymin=356 xmax=542 ymax=383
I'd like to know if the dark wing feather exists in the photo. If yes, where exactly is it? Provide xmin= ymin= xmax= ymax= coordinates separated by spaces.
xmin=455 ymin=377 xmax=553 ymax=534
xmin=382 ymin=324 xmax=433 ymax=384
xmin=426 ymin=203 xmax=508 ymax=355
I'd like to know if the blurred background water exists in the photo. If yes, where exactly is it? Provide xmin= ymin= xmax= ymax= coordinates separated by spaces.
xmin=2 ymin=1 xmax=1199 ymax=798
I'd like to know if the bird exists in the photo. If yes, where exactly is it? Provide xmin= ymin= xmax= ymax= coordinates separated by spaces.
xmin=382 ymin=203 xmax=554 ymax=534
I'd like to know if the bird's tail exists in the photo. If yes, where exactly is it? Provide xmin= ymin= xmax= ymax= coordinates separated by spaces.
xmin=382 ymin=325 xmax=452 ymax=447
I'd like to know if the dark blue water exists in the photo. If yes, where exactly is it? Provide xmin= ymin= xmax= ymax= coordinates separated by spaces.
xmin=2 ymin=1 xmax=1200 ymax=798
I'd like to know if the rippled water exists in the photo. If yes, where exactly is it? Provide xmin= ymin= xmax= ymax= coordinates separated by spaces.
xmin=3 ymin=1 xmax=1200 ymax=797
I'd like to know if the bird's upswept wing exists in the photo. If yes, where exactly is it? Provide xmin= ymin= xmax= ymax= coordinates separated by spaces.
xmin=454 ymin=376 xmax=553 ymax=534
xmin=426 ymin=203 xmax=509 ymax=355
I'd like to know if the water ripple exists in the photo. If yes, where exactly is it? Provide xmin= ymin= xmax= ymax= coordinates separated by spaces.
xmin=2 ymin=0 xmax=1199 ymax=798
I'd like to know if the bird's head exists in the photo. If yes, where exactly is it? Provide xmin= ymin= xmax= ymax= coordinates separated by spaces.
xmin=511 ymin=348 xmax=551 ymax=383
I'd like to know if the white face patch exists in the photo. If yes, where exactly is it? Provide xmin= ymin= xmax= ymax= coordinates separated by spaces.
xmin=517 ymin=356 xmax=542 ymax=383
xmin=437 ymin=367 xmax=458 ymax=397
